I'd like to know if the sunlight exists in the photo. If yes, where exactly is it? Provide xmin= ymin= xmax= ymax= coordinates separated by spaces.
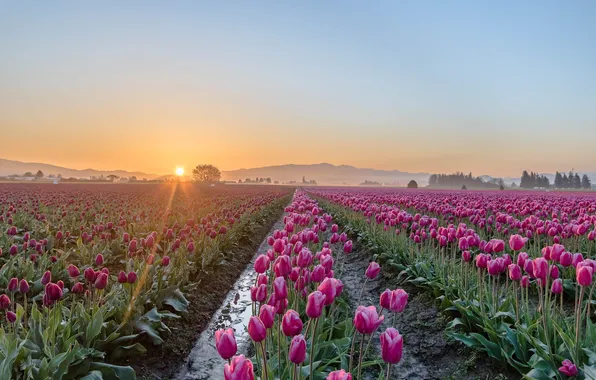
xmin=175 ymin=167 xmax=184 ymax=176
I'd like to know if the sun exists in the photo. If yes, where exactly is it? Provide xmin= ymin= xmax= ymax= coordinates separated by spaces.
xmin=175 ymin=167 xmax=184 ymax=176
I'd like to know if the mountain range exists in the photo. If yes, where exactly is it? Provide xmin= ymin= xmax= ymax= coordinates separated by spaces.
xmin=2 ymin=158 xmax=595 ymax=187
xmin=0 ymin=158 xmax=160 ymax=180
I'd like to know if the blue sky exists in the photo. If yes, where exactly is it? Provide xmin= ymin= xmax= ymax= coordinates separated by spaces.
xmin=1 ymin=1 xmax=595 ymax=176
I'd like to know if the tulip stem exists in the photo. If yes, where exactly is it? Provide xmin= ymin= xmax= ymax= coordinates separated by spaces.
xmin=278 ymin=318 xmax=282 ymax=380
xmin=575 ymin=286 xmax=585 ymax=361
xmin=260 ymin=341 xmax=269 ymax=380
xmin=309 ymin=317 xmax=319 ymax=380
xmin=357 ymin=333 xmax=365 ymax=380
xmin=386 ymin=363 xmax=392 ymax=380
xmin=357 ymin=278 xmax=368 ymax=306
xmin=348 ymin=328 xmax=357 ymax=373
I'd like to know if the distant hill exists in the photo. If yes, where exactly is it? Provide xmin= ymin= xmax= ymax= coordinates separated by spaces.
xmin=221 ymin=163 xmax=430 ymax=186
xmin=0 ymin=158 xmax=159 ymax=180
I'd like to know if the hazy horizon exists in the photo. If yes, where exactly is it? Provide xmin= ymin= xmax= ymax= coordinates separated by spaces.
xmin=2 ymin=1 xmax=595 ymax=177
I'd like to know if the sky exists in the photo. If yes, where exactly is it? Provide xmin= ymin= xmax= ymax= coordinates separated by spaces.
xmin=1 ymin=1 xmax=595 ymax=177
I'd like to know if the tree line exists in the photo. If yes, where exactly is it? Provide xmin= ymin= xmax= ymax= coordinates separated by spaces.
xmin=520 ymin=170 xmax=592 ymax=189
xmin=428 ymin=172 xmax=504 ymax=189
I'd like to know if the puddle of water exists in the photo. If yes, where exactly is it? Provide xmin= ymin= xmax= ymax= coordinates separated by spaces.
xmin=174 ymin=218 xmax=286 ymax=380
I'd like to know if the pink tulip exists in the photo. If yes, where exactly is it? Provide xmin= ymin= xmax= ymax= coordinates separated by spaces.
xmin=318 ymin=278 xmax=339 ymax=306
xmin=259 ymin=304 xmax=275 ymax=329
xmin=343 ymin=241 xmax=353 ymax=254
xmin=306 ymin=291 xmax=326 ymax=318
xmin=380 ymin=327 xmax=403 ymax=364
xmin=509 ymin=234 xmax=525 ymax=251
xmin=254 ymin=255 xmax=270 ymax=274
xmin=532 ymin=258 xmax=548 ymax=279
xmin=508 ymin=264 xmax=521 ymax=281
xmin=224 ymin=355 xmax=254 ymax=380
xmin=354 ymin=305 xmax=384 ymax=334
xmin=551 ymin=278 xmax=563 ymax=294
xmin=558 ymin=359 xmax=578 ymax=377
xmin=560 ymin=251 xmax=573 ymax=267
xmin=462 ymin=250 xmax=472 ymax=262
xmin=365 ymin=262 xmax=381 ymax=279
xmin=288 ymin=334 xmax=307 ymax=364
xmin=273 ymin=277 xmax=288 ymax=300
xmin=326 ymin=370 xmax=352 ymax=380
xmin=389 ymin=289 xmax=408 ymax=313
xmin=248 ymin=316 xmax=267 ymax=342
xmin=282 ymin=309 xmax=303 ymax=337
xmin=215 ymin=328 xmax=237 ymax=360
xmin=520 ymin=275 xmax=530 ymax=288
xmin=577 ymin=266 xmax=593 ymax=287
xmin=380 ymin=289 xmax=392 ymax=309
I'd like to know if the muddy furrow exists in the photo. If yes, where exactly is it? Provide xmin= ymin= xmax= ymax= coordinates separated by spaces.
xmin=173 ymin=216 xmax=287 ymax=380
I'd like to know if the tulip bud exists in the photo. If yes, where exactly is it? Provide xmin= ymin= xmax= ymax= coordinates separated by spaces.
xmin=551 ymin=278 xmax=563 ymax=294
xmin=127 ymin=271 xmax=138 ymax=284
xmin=67 ymin=264 xmax=80 ymax=278
xmin=6 ymin=311 xmax=16 ymax=323
xmin=0 ymin=294 xmax=10 ymax=309
xmin=19 ymin=279 xmax=29 ymax=294
xmin=161 ymin=255 xmax=170 ymax=266
xmin=7 ymin=278 xmax=18 ymax=292
xmin=41 ymin=270 xmax=52 ymax=286
xmin=215 ymin=328 xmax=237 ymax=360
xmin=95 ymin=254 xmax=104 ymax=266
xmin=94 ymin=273 xmax=108 ymax=290
xmin=118 ymin=271 xmax=128 ymax=283
xmin=72 ymin=282 xmax=84 ymax=294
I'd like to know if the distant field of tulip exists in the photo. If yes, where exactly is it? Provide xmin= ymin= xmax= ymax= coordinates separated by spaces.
xmin=310 ymin=188 xmax=596 ymax=379
xmin=0 ymin=183 xmax=290 ymax=379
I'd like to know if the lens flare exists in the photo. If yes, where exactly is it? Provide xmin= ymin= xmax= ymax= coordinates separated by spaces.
xmin=175 ymin=167 xmax=184 ymax=176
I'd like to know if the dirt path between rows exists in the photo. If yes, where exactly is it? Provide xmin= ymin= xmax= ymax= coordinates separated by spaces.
xmin=117 ymin=199 xmax=289 ymax=380
xmin=174 ymin=216 xmax=287 ymax=380
xmin=337 ymin=241 xmax=518 ymax=380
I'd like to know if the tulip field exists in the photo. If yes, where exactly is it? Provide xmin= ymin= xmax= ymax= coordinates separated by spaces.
xmin=303 ymin=188 xmax=596 ymax=380
xmin=0 ymin=183 xmax=291 ymax=379
xmin=3 ymin=184 xmax=596 ymax=380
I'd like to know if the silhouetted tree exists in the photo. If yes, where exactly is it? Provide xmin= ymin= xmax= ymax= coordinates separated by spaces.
xmin=582 ymin=175 xmax=592 ymax=189
xmin=35 ymin=170 xmax=44 ymax=179
xmin=407 ymin=180 xmax=418 ymax=189
xmin=192 ymin=164 xmax=221 ymax=183
xmin=554 ymin=172 xmax=563 ymax=188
